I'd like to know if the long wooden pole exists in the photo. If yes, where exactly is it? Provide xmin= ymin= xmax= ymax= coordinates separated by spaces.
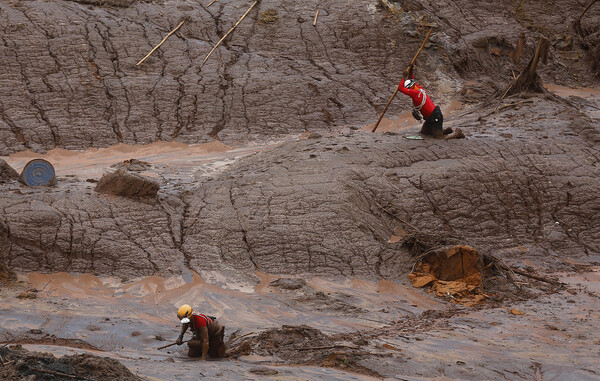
xmin=137 ymin=20 xmax=186 ymax=66
xmin=372 ymin=27 xmax=434 ymax=133
xmin=199 ymin=0 xmax=259 ymax=69
xmin=157 ymin=339 xmax=190 ymax=350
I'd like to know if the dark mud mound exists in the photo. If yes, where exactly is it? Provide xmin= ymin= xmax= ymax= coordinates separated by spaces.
xmin=0 ymin=345 xmax=142 ymax=381
xmin=95 ymin=169 xmax=159 ymax=198
xmin=229 ymin=325 xmax=378 ymax=376
xmin=0 ymin=159 xmax=18 ymax=183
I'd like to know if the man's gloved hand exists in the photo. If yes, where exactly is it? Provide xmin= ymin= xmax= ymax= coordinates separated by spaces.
xmin=176 ymin=336 xmax=183 ymax=345
xmin=403 ymin=64 xmax=414 ymax=79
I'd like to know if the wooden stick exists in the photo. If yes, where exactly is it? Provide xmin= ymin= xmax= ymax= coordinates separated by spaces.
xmin=499 ymin=264 xmax=563 ymax=287
xmin=313 ymin=10 xmax=319 ymax=26
xmin=294 ymin=344 xmax=360 ymax=351
xmin=32 ymin=368 xmax=77 ymax=379
xmin=371 ymin=88 xmax=399 ymax=133
xmin=577 ymin=0 xmax=598 ymax=23
xmin=208 ymin=0 xmax=218 ymax=6
xmin=157 ymin=339 xmax=189 ymax=350
xmin=199 ymin=0 xmax=259 ymax=69
xmin=372 ymin=27 xmax=434 ymax=132
xmin=137 ymin=20 xmax=186 ymax=66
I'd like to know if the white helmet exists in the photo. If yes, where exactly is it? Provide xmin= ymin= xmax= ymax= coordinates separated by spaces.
xmin=404 ymin=79 xmax=416 ymax=89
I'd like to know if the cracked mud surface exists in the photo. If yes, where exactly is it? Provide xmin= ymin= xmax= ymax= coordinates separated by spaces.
xmin=1 ymin=0 xmax=599 ymax=154
xmin=1 ymin=0 xmax=600 ymax=380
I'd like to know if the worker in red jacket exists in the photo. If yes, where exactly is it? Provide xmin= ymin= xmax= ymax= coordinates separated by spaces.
xmin=175 ymin=304 xmax=225 ymax=359
xmin=398 ymin=66 xmax=443 ymax=137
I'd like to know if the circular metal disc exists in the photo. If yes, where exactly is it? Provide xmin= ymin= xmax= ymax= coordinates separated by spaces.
xmin=19 ymin=159 xmax=56 ymax=186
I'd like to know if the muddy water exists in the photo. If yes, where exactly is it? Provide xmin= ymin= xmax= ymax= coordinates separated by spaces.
xmin=2 ymin=266 xmax=599 ymax=380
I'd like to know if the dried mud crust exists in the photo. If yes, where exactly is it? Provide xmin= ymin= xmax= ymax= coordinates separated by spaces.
xmin=1 ymin=131 xmax=599 ymax=281
xmin=1 ymin=0 xmax=599 ymax=154
xmin=0 ymin=345 xmax=142 ymax=381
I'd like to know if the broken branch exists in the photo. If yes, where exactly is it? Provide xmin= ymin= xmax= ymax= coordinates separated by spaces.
xmin=208 ymin=0 xmax=218 ymax=6
xmin=295 ymin=344 xmax=360 ymax=351
xmin=313 ymin=10 xmax=319 ymax=26
xmin=499 ymin=264 xmax=563 ymax=287
xmin=137 ymin=20 xmax=186 ymax=66
xmin=32 ymin=368 xmax=77 ymax=379
xmin=199 ymin=0 xmax=259 ymax=69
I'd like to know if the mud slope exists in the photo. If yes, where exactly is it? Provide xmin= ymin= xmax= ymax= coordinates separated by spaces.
xmin=1 ymin=0 xmax=599 ymax=154
xmin=2 ymin=132 xmax=598 ymax=281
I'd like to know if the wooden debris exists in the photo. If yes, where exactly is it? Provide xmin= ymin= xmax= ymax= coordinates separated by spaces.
xmin=513 ymin=32 xmax=525 ymax=64
xmin=32 ymin=368 xmax=77 ymax=379
xmin=137 ymin=20 xmax=186 ymax=66
xmin=501 ymin=36 xmax=551 ymax=99
xmin=313 ymin=10 xmax=319 ymax=26
xmin=294 ymin=344 xmax=360 ymax=351
xmin=574 ymin=0 xmax=598 ymax=36
xmin=498 ymin=263 xmax=563 ymax=287
xmin=208 ymin=0 xmax=218 ymax=6
xmin=199 ymin=0 xmax=259 ymax=69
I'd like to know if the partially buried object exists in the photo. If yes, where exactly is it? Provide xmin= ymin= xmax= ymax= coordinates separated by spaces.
xmin=18 ymin=159 xmax=56 ymax=186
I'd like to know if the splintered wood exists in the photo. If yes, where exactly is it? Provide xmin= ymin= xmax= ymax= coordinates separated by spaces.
xmin=502 ymin=36 xmax=551 ymax=98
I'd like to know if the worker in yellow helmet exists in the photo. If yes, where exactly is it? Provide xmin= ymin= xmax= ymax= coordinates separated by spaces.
xmin=175 ymin=304 xmax=226 ymax=359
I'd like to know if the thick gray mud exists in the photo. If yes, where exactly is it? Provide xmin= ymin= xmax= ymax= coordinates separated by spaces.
xmin=1 ymin=0 xmax=600 ymax=379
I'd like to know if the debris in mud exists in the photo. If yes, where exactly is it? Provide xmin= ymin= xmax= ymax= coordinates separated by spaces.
xmin=444 ymin=127 xmax=465 ymax=140
xmin=0 ymin=345 xmax=142 ymax=381
xmin=259 ymin=10 xmax=278 ymax=24
xmin=16 ymin=289 xmax=38 ymax=299
xmin=67 ymin=0 xmax=136 ymax=8
xmin=0 ymin=262 xmax=17 ymax=284
xmin=111 ymin=159 xmax=152 ymax=172
xmin=249 ymin=366 xmax=280 ymax=375
xmin=95 ymin=168 xmax=159 ymax=199
xmin=409 ymin=245 xmax=486 ymax=305
xmin=0 ymin=159 xmax=18 ymax=183
xmin=269 ymin=277 xmax=307 ymax=290
xmin=502 ymin=36 xmax=552 ymax=98
xmin=228 ymin=325 xmax=378 ymax=377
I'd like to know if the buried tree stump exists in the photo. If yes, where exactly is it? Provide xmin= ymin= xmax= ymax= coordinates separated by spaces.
xmin=409 ymin=245 xmax=486 ymax=306
xmin=502 ymin=36 xmax=552 ymax=98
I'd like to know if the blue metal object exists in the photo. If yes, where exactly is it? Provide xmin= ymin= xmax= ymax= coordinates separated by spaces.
xmin=19 ymin=159 xmax=56 ymax=186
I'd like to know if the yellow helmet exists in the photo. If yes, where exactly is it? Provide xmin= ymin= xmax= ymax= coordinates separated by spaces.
xmin=177 ymin=304 xmax=192 ymax=320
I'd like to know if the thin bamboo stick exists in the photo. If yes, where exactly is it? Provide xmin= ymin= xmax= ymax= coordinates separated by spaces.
xmin=199 ymin=0 xmax=259 ymax=69
xmin=137 ymin=20 xmax=186 ymax=66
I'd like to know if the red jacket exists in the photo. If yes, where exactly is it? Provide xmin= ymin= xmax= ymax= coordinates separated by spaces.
xmin=190 ymin=312 xmax=213 ymax=332
xmin=398 ymin=73 xmax=436 ymax=119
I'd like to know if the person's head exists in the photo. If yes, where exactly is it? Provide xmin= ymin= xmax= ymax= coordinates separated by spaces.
xmin=177 ymin=304 xmax=192 ymax=324
xmin=404 ymin=79 xmax=417 ymax=89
